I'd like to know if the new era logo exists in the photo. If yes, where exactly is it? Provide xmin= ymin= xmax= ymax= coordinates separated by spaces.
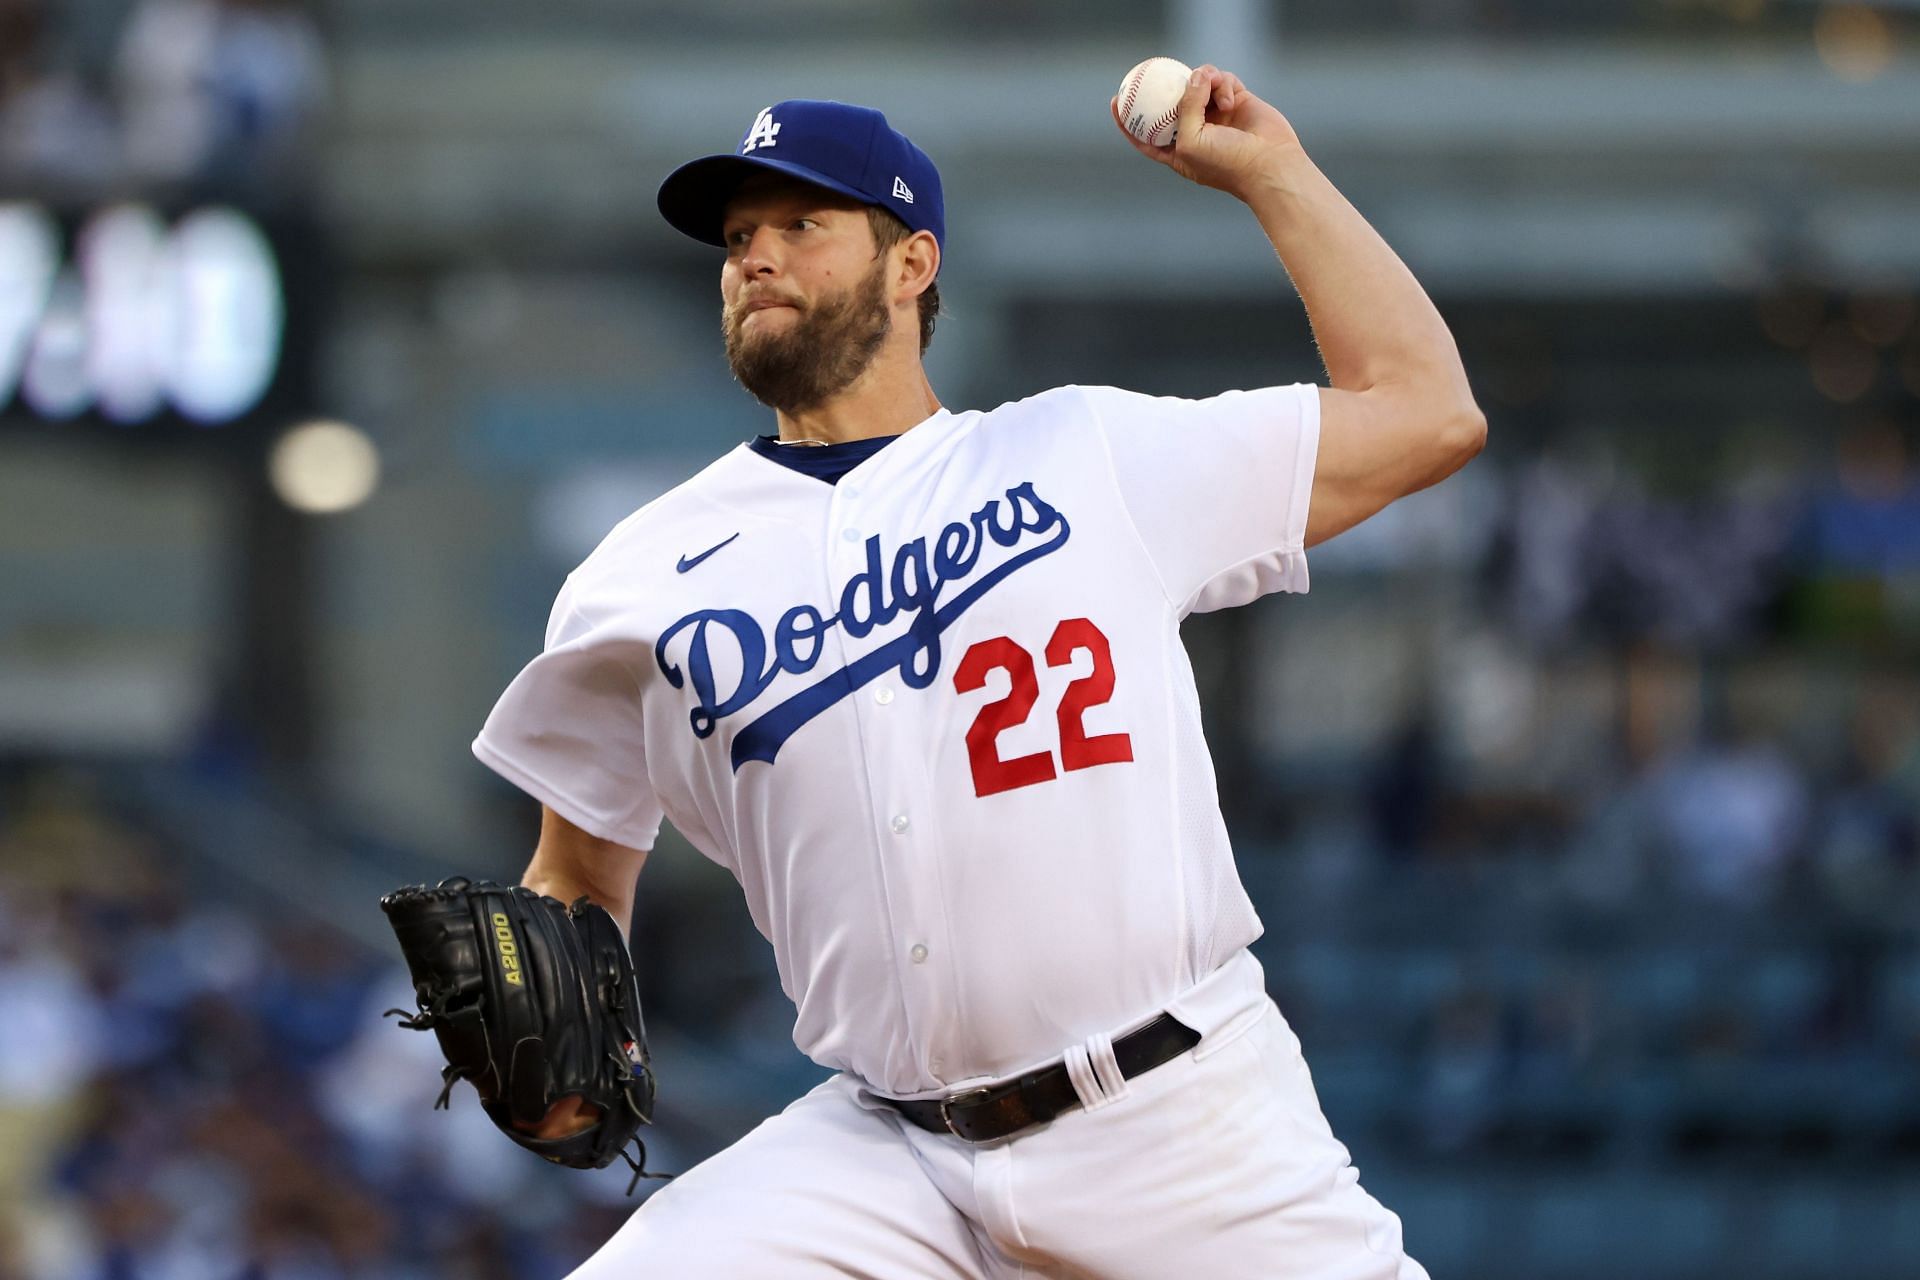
xmin=892 ymin=176 xmax=914 ymax=204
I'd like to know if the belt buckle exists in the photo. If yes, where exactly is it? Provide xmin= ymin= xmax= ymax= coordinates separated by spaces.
xmin=938 ymin=1087 xmax=994 ymax=1139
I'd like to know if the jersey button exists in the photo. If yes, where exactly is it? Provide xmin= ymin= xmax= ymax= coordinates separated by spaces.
xmin=874 ymin=686 xmax=894 ymax=705
xmin=840 ymin=527 xmax=861 ymax=543
xmin=909 ymin=943 xmax=929 ymax=964
xmin=890 ymin=813 xmax=910 ymax=834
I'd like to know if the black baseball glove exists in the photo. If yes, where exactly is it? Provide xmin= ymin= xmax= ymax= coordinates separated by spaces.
xmin=379 ymin=877 xmax=664 ymax=1189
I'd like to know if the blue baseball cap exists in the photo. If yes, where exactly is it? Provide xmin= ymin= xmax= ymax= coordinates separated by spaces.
xmin=656 ymin=100 xmax=944 ymax=255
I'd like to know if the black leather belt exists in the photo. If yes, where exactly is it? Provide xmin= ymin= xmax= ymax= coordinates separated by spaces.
xmin=884 ymin=1014 xmax=1201 ymax=1143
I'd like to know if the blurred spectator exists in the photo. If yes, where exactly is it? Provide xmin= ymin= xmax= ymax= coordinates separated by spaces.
xmin=0 ymin=0 xmax=120 ymax=185
xmin=1498 ymin=446 xmax=1602 ymax=647
xmin=0 ymin=772 xmax=641 ymax=1279
xmin=0 ymin=892 xmax=106 ymax=1209
xmin=1415 ymin=987 xmax=1507 ymax=1153
xmin=1814 ymin=684 xmax=1920 ymax=907
xmin=1367 ymin=712 xmax=1442 ymax=861
xmin=114 ymin=0 xmax=326 ymax=187
xmin=1645 ymin=720 xmax=1811 ymax=905
xmin=0 ymin=0 xmax=324 ymax=191
xmin=1804 ymin=417 xmax=1920 ymax=578
xmin=1499 ymin=442 xmax=1798 ymax=652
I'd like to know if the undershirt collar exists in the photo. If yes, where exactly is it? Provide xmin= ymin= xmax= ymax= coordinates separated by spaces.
xmin=747 ymin=432 xmax=901 ymax=486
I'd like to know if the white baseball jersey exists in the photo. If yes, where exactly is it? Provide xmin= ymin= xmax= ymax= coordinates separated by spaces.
xmin=474 ymin=382 xmax=1320 ymax=1098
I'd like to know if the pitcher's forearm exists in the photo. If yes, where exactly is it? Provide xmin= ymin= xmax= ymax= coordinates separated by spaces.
xmin=522 ymin=860 xmax=635 ymax=924
xmin=523 ymin=806 xmax=648 ymax=929
xmin=522 ymin=868 xmax=640 ymax=936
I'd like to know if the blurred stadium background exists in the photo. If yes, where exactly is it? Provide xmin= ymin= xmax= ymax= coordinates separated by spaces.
xmin=3 ymin=0 xmax=1919 ymax=1276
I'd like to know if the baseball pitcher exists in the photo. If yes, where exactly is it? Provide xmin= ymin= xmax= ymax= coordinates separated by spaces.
xmin=384 ymin=65 xmax=1483 ymax=1277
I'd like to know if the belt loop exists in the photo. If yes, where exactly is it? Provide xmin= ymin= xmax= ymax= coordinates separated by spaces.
xmin=1062 ymin=1042 xmax=1103 ymax=1110
xmin=1086 ymin=1031 xmax=1131 ymax=1106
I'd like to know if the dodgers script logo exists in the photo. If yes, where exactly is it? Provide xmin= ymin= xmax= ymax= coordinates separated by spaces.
xmin=656 ymin=482 xmax=1070 ymax=770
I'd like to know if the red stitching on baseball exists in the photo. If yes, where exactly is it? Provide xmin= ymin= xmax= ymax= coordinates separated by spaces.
xmin=1121 ymin=67 xmax=1180 ymax=145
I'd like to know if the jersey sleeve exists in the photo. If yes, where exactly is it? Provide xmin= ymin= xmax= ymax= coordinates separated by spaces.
xmin=1081 ymin=383 xmax=1321 ymax=616
xmin=471 ymin=576 xmax=666 ymax=851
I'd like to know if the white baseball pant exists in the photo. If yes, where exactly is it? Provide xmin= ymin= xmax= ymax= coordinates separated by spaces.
xmin=570 ymin=998 xmax=1428 ymax=1279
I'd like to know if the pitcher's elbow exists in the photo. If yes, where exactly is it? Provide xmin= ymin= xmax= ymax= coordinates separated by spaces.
xmin=1448 ymin=403 xmax=1488 ymax=464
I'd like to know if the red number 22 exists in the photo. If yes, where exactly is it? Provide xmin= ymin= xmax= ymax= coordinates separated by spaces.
xmin=952 ymin=618 xmax=1134 ymax=798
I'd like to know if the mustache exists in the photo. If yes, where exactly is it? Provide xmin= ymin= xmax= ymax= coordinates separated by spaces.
xmin=733 ymin=294 xmax=806 ymax=323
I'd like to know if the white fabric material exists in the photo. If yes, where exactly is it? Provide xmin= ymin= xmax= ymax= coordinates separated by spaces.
xmin=1085 ymin=1030 xmax=1129 ymax=1106
xmin=475 ymin=384 xmax=1320 ymax=1096
xmin=473 ymin=580 xmax=667 ymax=851
xmin=1084 ymin=384 xmax=1318 ymax=615
xmin=570 ymin=998 xmax=1428 ymax=1279
xmin=1062 ymin=1042 xmax=1102 ymax=1112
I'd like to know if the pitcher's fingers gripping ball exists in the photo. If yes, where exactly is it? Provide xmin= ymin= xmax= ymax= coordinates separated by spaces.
xmin=1111 ymin=61 xmax=1302 ymax=196
xmin=380 ymin=876 xmax=667 ymax=1190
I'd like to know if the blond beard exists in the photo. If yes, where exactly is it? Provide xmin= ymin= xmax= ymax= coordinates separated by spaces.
xmin=723 ymin=258 xmax=893 ymax=415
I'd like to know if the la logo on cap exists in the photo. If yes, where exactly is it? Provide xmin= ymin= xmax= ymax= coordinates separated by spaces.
xmin=742 ymin=107 xmax=781 ymax=154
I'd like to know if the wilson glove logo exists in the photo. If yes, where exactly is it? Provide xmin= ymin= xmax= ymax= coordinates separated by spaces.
xmin=491 ymin=912 xmax=525 ymax=987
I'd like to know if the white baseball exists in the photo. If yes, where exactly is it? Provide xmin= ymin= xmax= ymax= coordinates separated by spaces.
xmin=1116 ymin=57 xmax=1193 ymax=148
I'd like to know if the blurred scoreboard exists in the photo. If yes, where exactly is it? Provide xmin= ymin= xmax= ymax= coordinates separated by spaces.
xmin=0 ymin=200 xmax=308 ymax=430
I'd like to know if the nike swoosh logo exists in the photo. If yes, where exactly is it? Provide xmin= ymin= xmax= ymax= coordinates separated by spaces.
xmin=676 ymin=532 xmax=740 ymax=574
